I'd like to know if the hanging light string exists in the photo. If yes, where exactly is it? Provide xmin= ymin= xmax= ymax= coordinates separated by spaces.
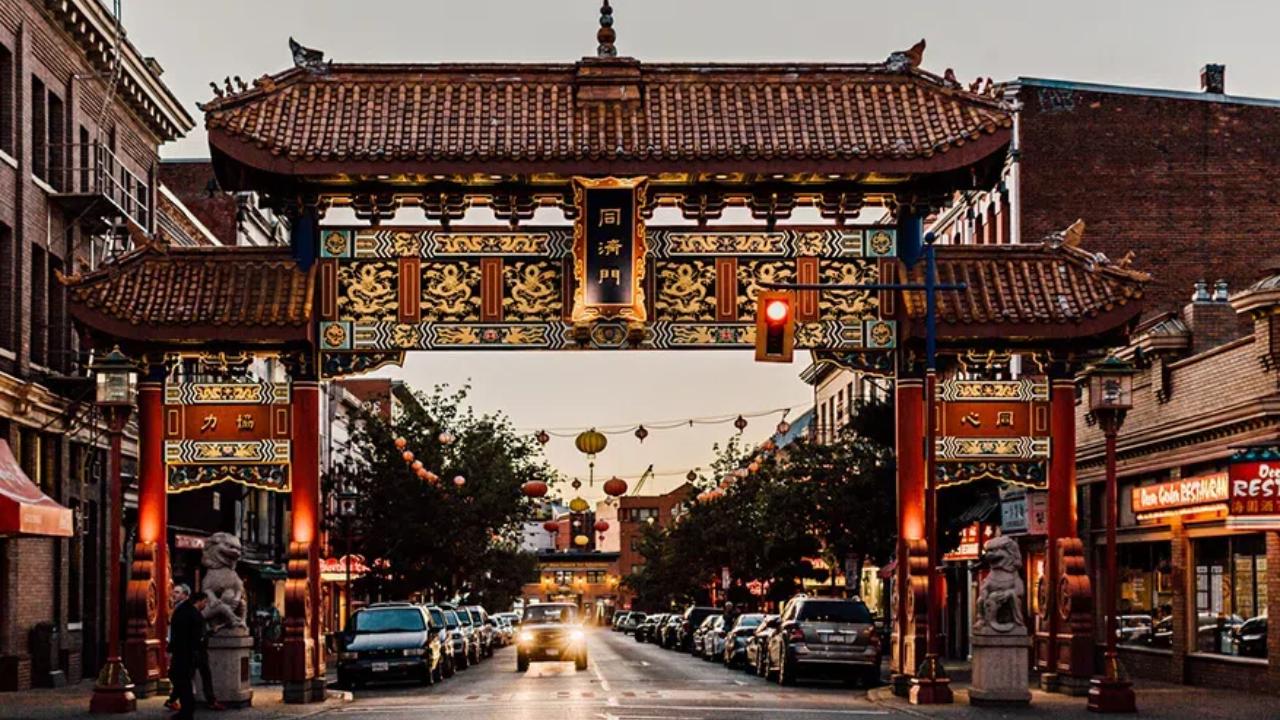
xmin=521 ymin=406 xmax=792 ymax=438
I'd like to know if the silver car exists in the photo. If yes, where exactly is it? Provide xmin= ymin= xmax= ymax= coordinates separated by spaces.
xmin=764 ymin=597 xmax=881 ymax=687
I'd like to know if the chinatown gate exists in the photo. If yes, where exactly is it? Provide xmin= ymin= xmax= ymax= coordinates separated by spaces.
xmin=63 ymin=14 xmax=1148 ymax=707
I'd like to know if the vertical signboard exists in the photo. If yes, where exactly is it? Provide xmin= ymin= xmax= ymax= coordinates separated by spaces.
xmin=571 ymin=177 xmax=648 ymax=324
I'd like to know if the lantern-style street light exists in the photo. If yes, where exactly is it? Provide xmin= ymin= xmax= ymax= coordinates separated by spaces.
xmin=1084 ymin=356 xmax=1137 ymax=714
xmin=88 ymin=347 xmax=139 ymax=714
xmin=337 ymin=481 xmax=359 ymax=630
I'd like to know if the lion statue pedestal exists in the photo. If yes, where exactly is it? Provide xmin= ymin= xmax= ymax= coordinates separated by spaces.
xmin=969 ymin=536 xmax=1031 ymax=706
xmin=197 ymin=533 xmax=254 ymax=708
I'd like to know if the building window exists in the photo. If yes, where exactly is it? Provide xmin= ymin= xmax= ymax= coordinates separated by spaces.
xmin=0 ymin=223 xmax=12 ymax=351
xmin=629 ymin=537 xmax=641 ymax=552
xmin=1193 ymin=534 xmax=1268 ymax=658
xmin=1115 ymin=542 xmax=1172 ymax=648
xmin=586 ymin=570 xmax=606 ymax=584
xmin=47 ymin=91 xmax=64 ymax=190
xmin=30 ymin=245 xmax=47 ymax=367
xmin=31 ymin=77 xmax=46 ymax=181
xmin=631 ymin=563 xmax=645 ymax=574
xmin=0 ymin=42 xmax=12 ymax=156
xmin=48 ymin=253 xmax=66 ymax=372
xmin=621 ymin=507 xmax=658 ymax=523
xmin=553 ymin=570 xmax=574 ymax=586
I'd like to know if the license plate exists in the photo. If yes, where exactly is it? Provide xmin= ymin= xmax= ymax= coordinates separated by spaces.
xmin=824 ymin=634 xmax=850 ymax=644
xmin=545 ymin=648 xmax=559 ymax=657
xmin=371 ymin=662 xmax=389 ymax=672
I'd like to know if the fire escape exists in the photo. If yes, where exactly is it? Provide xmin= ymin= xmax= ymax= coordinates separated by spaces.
xmin=46 ymin=141 xmax=153 ymax=268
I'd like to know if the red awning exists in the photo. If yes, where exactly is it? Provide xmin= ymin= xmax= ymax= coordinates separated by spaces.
xmin=0 ymin=440 xmax=72 ymax=537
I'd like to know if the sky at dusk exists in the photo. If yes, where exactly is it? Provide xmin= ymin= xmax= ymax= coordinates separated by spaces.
xmin=121 ymin=0 xmax=1275 ymax=499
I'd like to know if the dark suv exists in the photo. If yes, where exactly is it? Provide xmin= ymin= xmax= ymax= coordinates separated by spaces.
xmin=677 ymin=606 xmax=718 ymax=652
xmin=764 ymin=596 xmax=881 ymax=686
xmin=465 ymin=606 xmax=495 ymax=658
xmin=336 ymin=603 xmax=445 ymax=688
xmin=516 ymin=603 xmax=587 ymax=671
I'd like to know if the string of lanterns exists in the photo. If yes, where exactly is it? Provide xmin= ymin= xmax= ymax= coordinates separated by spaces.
xmin=393 ymin=433 xmax=466 ymax=488
xmin=528 ymin=408 xmax=794 ymax=446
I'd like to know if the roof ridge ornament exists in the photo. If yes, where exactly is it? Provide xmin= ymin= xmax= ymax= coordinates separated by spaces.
xmin=597 ymin=1 xmax=617 ymax=57
xmin=886 ymin=39 xmax=926 ymax=72
xmin=289 ymin=37 xmax=331 ymax=74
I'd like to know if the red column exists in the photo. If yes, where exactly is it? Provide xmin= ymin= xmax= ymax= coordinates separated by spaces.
xmin=1041 ymin=377 xmax=1078 ymax=686
xmin=138 ymin=381 xmax=168 ymax=661
xmin=285 ymin=379 xmax=324 ymax=703
xmin=893 ymin=377 xmax=925 ymax=684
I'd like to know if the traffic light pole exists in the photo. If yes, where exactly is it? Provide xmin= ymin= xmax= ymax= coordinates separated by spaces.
xmin=762 ymin=233 xmax=962 ymax=703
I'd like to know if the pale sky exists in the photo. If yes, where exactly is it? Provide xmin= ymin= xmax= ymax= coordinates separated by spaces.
xmin=122 ymin=0 xmax=1278 ymax=499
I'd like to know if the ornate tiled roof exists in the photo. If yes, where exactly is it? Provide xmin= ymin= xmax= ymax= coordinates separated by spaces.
xmin=61 ymin=244 xmax=313 ymax=344
xmin=898 ymin=237 xmax=1149 ymax=342
xmin=203 ymin=58 xmax=1012 ymax=178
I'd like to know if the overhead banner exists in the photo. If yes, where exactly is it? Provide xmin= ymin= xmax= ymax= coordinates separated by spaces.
xmin=571 ymin=176 xmax=648 ymax=325
xmin=164 ymin=380 xmax=292 ymax=493
xmin=936 ymin=377 xmax=1050 ymax=489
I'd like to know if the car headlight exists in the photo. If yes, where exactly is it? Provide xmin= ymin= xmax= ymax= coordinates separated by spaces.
xmin=569 ymin=630 xmax=585 ymax=642
xmin=338 ymin=651 xmax=360 ymax=661
xmin=519 ymin=631 xmax=535 ymax=644
xmin=402 ymin=648 xmax=426 ymax=657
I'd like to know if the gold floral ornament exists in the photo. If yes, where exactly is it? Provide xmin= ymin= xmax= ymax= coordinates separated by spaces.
xmin=322 ymin=323 xmax=347 ymax=348
xmin=323 ymin=230 xmax=350 ymax=256
xmin=389 ymin=324 xmax=422 ymax=348
xmin=869 ymin=321 xmax=894 ymax=347
xmin=868 ymin=229 xmax=895 ymax=256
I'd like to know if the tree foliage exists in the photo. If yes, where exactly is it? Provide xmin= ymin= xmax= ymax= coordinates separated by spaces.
xmin=325 ymin=384 xmax=551 ymax=609
xmin=626 ymin=398 xmax=897 ymax=610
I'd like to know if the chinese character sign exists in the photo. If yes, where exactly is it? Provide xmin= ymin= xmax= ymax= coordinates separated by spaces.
xmin=1228 ymin=459 xmax=1280 ymax=516
xmin=572 ymin=177 xmax=648 ymax=323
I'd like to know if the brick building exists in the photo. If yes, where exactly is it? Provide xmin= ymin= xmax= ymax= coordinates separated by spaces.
xmin=0 ymin=0 xmax=192 ymax=691
xmin=932 ymin=67 xmax=1280 ymax=692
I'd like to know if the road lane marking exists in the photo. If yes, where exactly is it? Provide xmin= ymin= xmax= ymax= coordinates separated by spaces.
xmin=339 ymin=701 xmax=890 ymax=716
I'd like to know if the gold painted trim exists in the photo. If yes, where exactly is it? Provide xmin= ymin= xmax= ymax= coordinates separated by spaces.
xmin=571 ymin=176 xmax=648 ymax=324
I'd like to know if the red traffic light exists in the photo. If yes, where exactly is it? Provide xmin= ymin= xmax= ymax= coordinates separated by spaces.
xmin=754 ymin=290 xmax=795 ymax=363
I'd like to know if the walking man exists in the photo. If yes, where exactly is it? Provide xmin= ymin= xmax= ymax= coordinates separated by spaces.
xmin=168 ymin=584 xmax=205 ymax=719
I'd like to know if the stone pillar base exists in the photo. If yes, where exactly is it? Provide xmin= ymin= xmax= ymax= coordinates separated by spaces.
xmin=969 ymin=632 xmax=1031 ymax=706
xmin=1042 ymin=671 xmax=1091 ymax=696
xmin=282 ymin=677 xmax=326 ymax=704
xmin=890 ymin=672 xmax=912 ymax=697
xmin=202 ymin=631 xmax=253 ymax=708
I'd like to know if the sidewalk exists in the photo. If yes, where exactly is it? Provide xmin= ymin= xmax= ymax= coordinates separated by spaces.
xmin=0 ymin=681 xmax=349 ymax=720
xmin=868 ymin=665 xmax=1280 ymax=720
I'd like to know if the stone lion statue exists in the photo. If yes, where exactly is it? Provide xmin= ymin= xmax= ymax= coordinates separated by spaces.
xmin=974 ymin=535 xmax=1025 ymax=635
xmin=201 ymin=532 xmax=248 ymax=634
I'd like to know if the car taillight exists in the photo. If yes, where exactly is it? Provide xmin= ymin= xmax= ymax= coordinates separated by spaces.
xmin=863 ymin=627 xmax=881 ymax=649
xmin=788 ymin=627 xmax=805 ymax=642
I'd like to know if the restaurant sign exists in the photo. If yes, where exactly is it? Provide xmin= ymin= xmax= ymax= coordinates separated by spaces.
xmin=1227 ymin=445 xmax=1280 ymax=528
xmin=944 ymin=523 xmax=997 ymax=562
xmin=936 ymin=377 xmax=1050 ymax=489
xmin=1131 ymin=472 xmax=1229 ymax=520
xmin=164 ymin=379 xmax=292 ymax=493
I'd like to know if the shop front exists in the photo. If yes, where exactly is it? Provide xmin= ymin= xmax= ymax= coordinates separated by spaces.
xmin=1111 ymin=465 xmax=1279 ymax=691
xmin=522 ymin=551 xmax=621 ymax=624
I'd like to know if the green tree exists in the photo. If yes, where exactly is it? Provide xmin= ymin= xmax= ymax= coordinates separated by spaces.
xmin=326 ymin=384 xmax=551 ymax=605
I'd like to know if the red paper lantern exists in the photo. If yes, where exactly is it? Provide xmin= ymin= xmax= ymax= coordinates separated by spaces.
xmin=416 ymin=468 xmax=429 ymax=480
xmin=602 ymin=477 xmax=628 ymax=497
xmin=424 ymin=471 xmax=439 ymax=484
xmin=402 ymin=451 xmax=414 ymax=463
xmin=543 ymin=520 xmax=559 ymax=533
xmin=594 ymin=520 xmax=609 ymax=533
xmin=394 ymin=437 xmax=407 ymax=450
xmin=521 ymin=480 xmax=549 ymax=498
xmin=411 ymin=460 xmax=424 ymax=471
xmin=453 ymin=475 xmax=466 ymax=487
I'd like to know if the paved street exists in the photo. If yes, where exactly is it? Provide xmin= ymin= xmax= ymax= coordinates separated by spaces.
xmin=333 ymin=627 xmax=890 ymax=720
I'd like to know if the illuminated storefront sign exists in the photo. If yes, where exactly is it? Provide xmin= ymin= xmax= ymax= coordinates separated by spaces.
xmin=1131 ymin=472 xmax=1228 ymax=520
xmin=1227 ymin=447 xmax=1280 ymax=528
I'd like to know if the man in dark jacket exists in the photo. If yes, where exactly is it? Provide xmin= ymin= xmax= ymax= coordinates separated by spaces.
xmin=169 ymin=586 xmax=207 ymax=719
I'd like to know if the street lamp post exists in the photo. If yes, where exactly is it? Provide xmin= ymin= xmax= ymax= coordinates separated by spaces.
xmin=89 ymin=347 xmax=139 ymax=714
xmin=337 ymin=481 xmax=359 ymax=630
xmin=1084 ymin=356 xmax=1137 ymax=714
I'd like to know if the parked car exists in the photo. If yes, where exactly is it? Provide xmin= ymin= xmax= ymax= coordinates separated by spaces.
xmin=424 ymin=605 xmax=457 ymax=679
xmin=1233 ymin=615 xmax=1268 ymax=658
xmin=659 ymin=614 xmax=683 ymax=648
xmin=691 ymin=614 xmax=720 ymax=657
xmin=1117 ymin=614 xmax=1153 ymax=645
xmin=764 ymin=596 xmax=881 ymax=687
xmin=336 ymin=602 xmax=446 ymax=689
xmin=612 ymin=611 xmax=631 ymax=631
xmin=697 ymin=615 xmax=724 ymax=660
xmin=677 ymin=606 xmax=719 ymax=652
xmin=723 ymin=613 xmax=765 ymax=667
xmin=493 ymin=615 xmax=516 ymax=646
xmin=621 ymin=612 xmax=646 ymax=634
xmin=465 ymin=606 xmax=495 ymax=657
xmin=516 ymin=602 xmax=587 ymax=671
xmin=746 ymin=614 xmax=780 ymax=675
xmin=439 ymin=604 xmax=477 ymax=669
xmin=634 ymin=613 xmax=664 ymax=643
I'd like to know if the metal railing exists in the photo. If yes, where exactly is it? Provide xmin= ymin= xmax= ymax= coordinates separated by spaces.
xmin=47 ymin=141 xmax=150 ymax=230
